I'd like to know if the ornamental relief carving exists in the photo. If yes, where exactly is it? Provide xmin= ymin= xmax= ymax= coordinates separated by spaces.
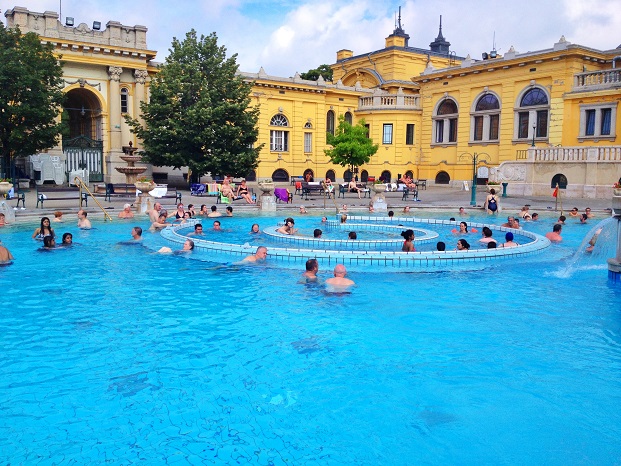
xmin=108 ymin=66 xmax=123 ymax=82
xmin=491 ymin=164 xmax=527 ymax=182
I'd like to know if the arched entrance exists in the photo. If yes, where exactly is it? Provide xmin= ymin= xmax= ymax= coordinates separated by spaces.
xmin=325 ymin=169 xmax=335 ymax=182
xmin=360 ymin=170 xmax=369 ymax=182
xmin=303 ymin=168 xmax=314 ymax=181
xmin=380 ymin=170 xmax=392 ymax=183
xmin=551 ymin=173 xmax=567 ymax=189
xmin=271 ymin=168 xmax=289 ymax=182
xmin=435 ymin=171 xmax=450 ymax=184
xmin=62 ymin=88 xmax=104 ymax=181
xmin=245 ymin=170 xmax=257 ymax=182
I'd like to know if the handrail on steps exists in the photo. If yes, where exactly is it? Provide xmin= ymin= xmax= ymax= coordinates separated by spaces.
xmin=74 ymin=177 xmax=113 ymax=221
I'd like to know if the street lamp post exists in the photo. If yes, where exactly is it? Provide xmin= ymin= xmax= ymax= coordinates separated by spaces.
xmin=532 ymin=124 xmax=537 ymax=147
xmin=459 ymin=152 xmax=491 ymax=207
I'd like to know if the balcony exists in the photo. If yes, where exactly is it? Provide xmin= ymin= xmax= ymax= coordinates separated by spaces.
xmin=526 ymin=145 xmax=621 ymax=162
xmin=357 ymin=92 xmax=421 ymax=112
xmin=573 ymin=69 xmax=621 ymax=91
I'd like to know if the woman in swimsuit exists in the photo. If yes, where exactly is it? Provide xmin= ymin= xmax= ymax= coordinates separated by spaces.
xmin=32 ymin=217 xmax=55 ymax=240
xmin=277 ymin=217 xmax=297 ymax=235
xmin=401 ymin=229 xmax=415 ymax=252
xmin=236 ymin=180 xmax=254 ymax=204
xmin=173 ymin=203 xmax=186 ymax=220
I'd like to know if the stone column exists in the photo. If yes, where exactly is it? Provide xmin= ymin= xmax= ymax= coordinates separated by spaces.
xmin=107 ymin=66 xmax=124 ymax=183
xmin=133 ymin=69 xmax=148 ymax=126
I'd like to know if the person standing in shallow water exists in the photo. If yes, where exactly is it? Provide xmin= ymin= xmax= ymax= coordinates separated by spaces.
xmin=325 ymin=264 xmax=355 ymax=290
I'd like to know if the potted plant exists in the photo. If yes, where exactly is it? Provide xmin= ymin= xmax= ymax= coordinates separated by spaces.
xmin=0 ymin=178 xmax=13 ymax=196
xmin=613 ymin=181 xmax=621 ymax=197
xmin=486 ymin=180 xmax=500 ymax=193
xmin=135 ymin=176 xmax=155 ymax=194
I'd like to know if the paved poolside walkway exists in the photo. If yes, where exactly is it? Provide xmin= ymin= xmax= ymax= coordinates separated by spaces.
xmin=4 ymin=182 xmax=614 ymax=222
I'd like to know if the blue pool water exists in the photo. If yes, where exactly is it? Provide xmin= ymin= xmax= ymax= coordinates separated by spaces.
xmin=1 ymin=211 xmax=620 ymax=464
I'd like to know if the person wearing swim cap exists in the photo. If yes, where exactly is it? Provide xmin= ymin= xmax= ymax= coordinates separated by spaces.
xmin=502 ymin=231 xmax=518 ymax=248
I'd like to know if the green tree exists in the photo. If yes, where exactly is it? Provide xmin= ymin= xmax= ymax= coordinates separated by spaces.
xmin=0 ymin=24 xmax=65 ymax=178
xmin=325 ymin=116 xmax=378 ymax=174
xmin=126 ymin=30 xmax=262 ymax=179
xmin=300 ymin=64 xmax=333 ymax=82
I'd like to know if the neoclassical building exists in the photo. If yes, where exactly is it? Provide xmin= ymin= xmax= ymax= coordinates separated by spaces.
xmin=5 ymin=6 xmax=621 ymax=197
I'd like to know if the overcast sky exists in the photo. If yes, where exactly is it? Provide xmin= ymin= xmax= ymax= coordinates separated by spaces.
xmin=7 ymin=0 xmax=621 ymax=76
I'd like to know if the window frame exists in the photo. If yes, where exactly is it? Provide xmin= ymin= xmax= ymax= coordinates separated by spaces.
xmin=382 ymin=123 xmax=393 ymax=145
xmin=432 ymin=98 xmax=459 ymax=146
xmin=513 ymin=86 xmax=550 ymax=143
xmin=120 ymin=87 xmax=129 ymax=114
xmin=304 ymin=132 xmax=312 ymax=153
xmin=578 ymin=102 xmax=617 ymax=141
xmin=326 ymin=110 xmax=335 ymax=135
xmin=405 ymin=124 xmax=415 ymax=145
xmin=470 ymin=92 xmax=500 ymax=144
xmin=269 ymin=114 xmax=290 ymax=152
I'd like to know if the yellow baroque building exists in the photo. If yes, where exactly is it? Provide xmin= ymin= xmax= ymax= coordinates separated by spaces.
xmin=5 ymin=7 xmax=621 ymax=198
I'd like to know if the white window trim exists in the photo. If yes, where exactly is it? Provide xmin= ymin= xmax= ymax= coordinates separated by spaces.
xmin=304 ymin=132 xmax=312 ymax=153
xmin=270 ymin=130 xmax=288 ymax=152
xmin=578 ymin=102 xmax=617 ymax=141
xmin=382 ymin=123 xmax=393 ymax=145
xmin=512 ymin=87 xmax=550 ymax=143
xmin=431 ymin=99 xmax=458 ymax=146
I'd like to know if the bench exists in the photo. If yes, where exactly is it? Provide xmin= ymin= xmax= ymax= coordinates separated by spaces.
xmin=6 ymin=189 xmax=26 ymax=208
xmin=36 ymin=185 xmax=88 ymax=208
xmin=301 ymin=182 xmax=327 ymax=200
xmin=338 ymin=183 xmax=370 ymax=199
xmin=417 ymin=179 xmax=427 ymax=190
xmin=402 ymin=186 xmax=419 ymax=201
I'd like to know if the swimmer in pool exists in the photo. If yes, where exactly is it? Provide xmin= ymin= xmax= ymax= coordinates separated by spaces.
xmin=325 ymin=264 xmax=355 ymax=290
xmin=243 ymin=246 xmax=268 ymax=263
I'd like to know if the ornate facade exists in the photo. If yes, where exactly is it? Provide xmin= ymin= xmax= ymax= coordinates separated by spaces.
xmin=5 ymin=7 xmax=621 ymax=197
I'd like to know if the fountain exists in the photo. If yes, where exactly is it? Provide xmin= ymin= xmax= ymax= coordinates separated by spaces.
xmin=257 ymin=179 xmax=276 ymax=211
xmin=115 ymin=142 xmax=153 ymax=214
xmin=115 ymin=142 xmax=147 ymax=185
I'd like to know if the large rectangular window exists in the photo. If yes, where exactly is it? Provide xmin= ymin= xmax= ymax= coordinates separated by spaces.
xmin=382 ymin=124 xmax=393 ymax=144
xmin=435 ymin=120 xmax=444 ymax=143
xmin=585 ymin=110 xmax=596 ymax=136
xmin=405 ymin=124 xmax=415 ymax=145
xmin=536 ymin=110 xmax=548 ymax=137
xmin=601 ymin=108 xmax=612 ymax=135
xmin=304 ymin=132 xmax=312 ymax=153
xmin=579 ymin=105 xmax=616 ymax=139
xmin=270 ymin=130 xmax=288 ymax=151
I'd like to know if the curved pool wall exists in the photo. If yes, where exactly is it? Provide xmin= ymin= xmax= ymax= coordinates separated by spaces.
xmin=160 ymin=215 xmax=551 ymax=272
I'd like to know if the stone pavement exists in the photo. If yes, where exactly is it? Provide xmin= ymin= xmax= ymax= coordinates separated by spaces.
xmin=4 ymin=182 xmax=614 ymax=222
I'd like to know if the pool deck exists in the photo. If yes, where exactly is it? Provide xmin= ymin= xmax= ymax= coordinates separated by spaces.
xmin=3 ymin=182 xmax=614 ymax=221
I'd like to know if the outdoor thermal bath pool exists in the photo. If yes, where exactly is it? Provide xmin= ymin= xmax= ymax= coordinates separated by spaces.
xmin=0 ymin=211 xmax=620 ymax=464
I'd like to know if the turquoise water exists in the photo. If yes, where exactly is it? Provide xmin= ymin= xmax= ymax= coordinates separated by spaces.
xmin=1 ymin=211 xmax=620 ymax=464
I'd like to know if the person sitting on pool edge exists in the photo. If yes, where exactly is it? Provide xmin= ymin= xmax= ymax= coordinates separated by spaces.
xmin=243 ymin=246 xmax=268 ymax=263
xmin=325 ymin=264 xmax=355 ymax=289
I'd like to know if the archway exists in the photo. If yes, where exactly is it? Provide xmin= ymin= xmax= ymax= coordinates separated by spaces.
xmin=380 ymin=170 xmax=392 ymax=183
xmin=405 ymin=170 xmax=414 ymax=179
xmin=303 ymin=168 xmax=314 ymax=181
xmin=360 ymin=170 xmax=369 ymax=183
xmin=245 ymin=170 xmax=257 ymax=182
xmin=271 ymin=168 xmax=289 ymax=182
xmin=551 ymin=173 xmax=567 ymax=189
xmin=435 ymin=171 xmax=450 ymax=184
xmin=325 ymin=169 xmax=335 ymax=182
xmin=63 ymin=88 xmax=103 ymax=140
xmin=343 ymin=169 xmax=353 ymax=182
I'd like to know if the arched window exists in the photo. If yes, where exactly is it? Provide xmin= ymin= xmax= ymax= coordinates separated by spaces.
xmin=471 ymin=93 xmax=500 ymax=142
xmin=551 ymin=174 xmax=567 ymax=189
xmin=326 ymin=110 xmax=335 ymax=135
xmin=344 ymin=112 xmax=353 ymax=125
xmin=325 ymin=169 xmax=336 ymax=182
xmin=435 ymin=171 xmax=450 ymax=185
xmin=360 ymin=170 xmax=369 ymax=183
xmin=270 ymin=114 xmax=289 ymax=152
xmin=433 ymin=99 xmax=458 ymax=144
xmin=515 ymin=87 xmax=549 ymax=141
xmin=271 ymin=168 xmax=289 ymax=182
xmin=120 ymin=88 xmax=129 ymax=114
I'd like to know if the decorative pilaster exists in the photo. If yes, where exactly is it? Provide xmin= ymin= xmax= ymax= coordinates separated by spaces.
xmin=108 ymin=66 xmax=123 ymax=151
xmin=134 ymin=69 xmax=148 ymax=126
